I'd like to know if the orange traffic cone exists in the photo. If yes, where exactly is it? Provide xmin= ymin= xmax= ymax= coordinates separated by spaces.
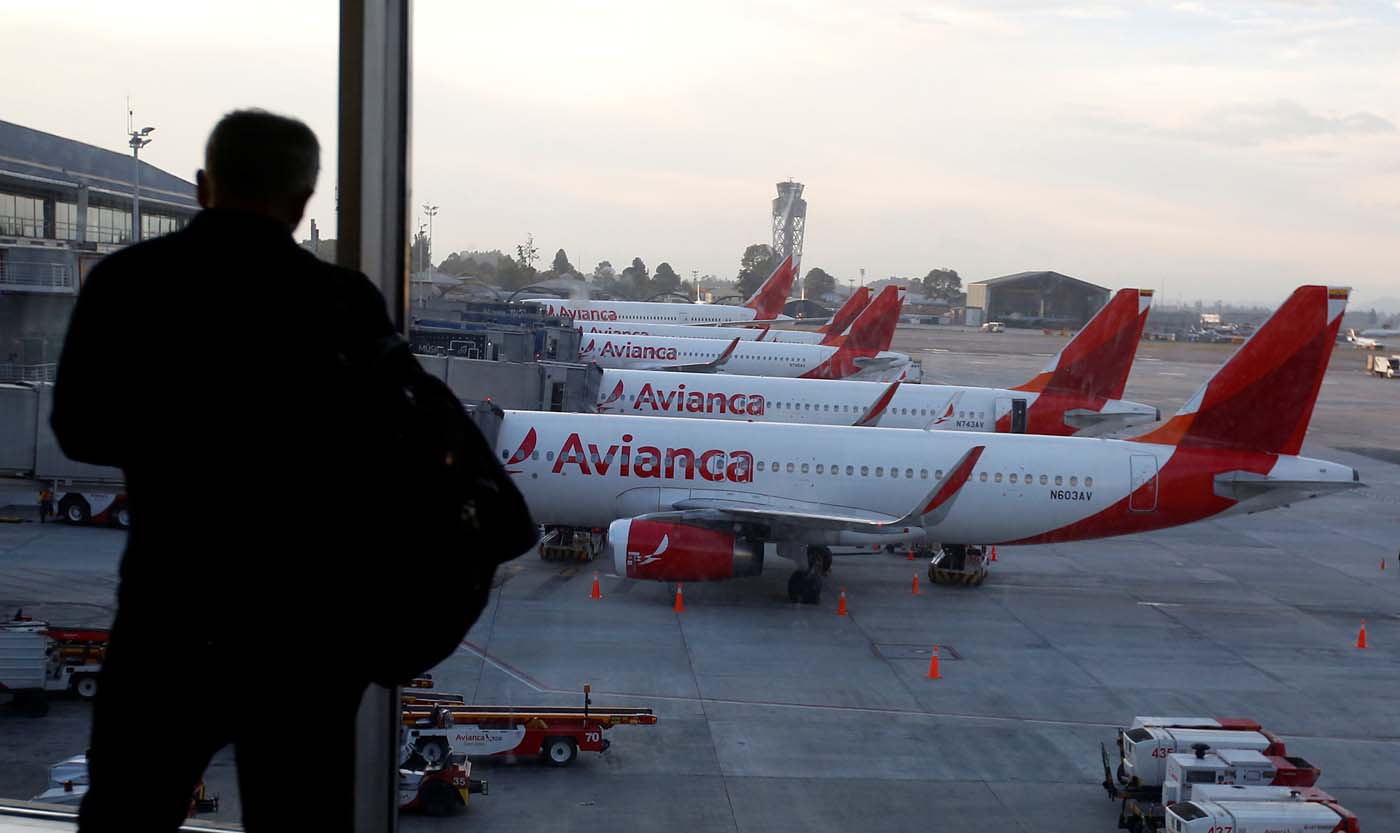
xmin=912 ymin=572 xmax=921 ymax=595
xmin=673 ymin=584 xmax=685 ymax=613
xmin=1357 ymin=619 xmax=1367 ymax=649
xmin=837 ymin=588 xmax=848 ymax=616
xmin=906 ymin=549 xmax=915 ymax=561
xmin=989 ymin=546 xmax=998 ymax=562
xmin=926 ymin=647 xmax=941 ymax=679
xmin=589 ymin=572 xmax=602 ymax=600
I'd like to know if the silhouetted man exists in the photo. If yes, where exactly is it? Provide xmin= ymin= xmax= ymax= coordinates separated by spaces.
xmin=54 ymin=110 xmax=395 ymax=831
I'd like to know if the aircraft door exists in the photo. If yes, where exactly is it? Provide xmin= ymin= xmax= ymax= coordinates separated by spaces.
xmin=1010 ymin=398 xmax=1028 ymax=433
xmin=1128 ymin=455 xmax=1158 ymax=512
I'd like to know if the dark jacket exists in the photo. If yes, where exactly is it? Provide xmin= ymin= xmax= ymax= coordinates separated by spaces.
xmin=52 ymin=209 xmax=395 ymax=639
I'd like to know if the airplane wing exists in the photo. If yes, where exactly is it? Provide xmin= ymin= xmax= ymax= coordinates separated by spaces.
xmin=654 ymin=337 xmax=741 ymax=373
xmin=1213 ymin=471 xmax=1363 ymax=500
xmin=1061 ymin=407 xmax=1161 ymax=434
xmin=852 ymin=355 xmax=906 ymax=369
xmin=635 ymin=446 xmax=986 ymax=534
xmin=852 ymin=380 xmax=902 ymax=426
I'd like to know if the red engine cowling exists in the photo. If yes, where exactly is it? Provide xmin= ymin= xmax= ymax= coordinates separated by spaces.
xmin=608 ymin=519 xmax=763 ymax=581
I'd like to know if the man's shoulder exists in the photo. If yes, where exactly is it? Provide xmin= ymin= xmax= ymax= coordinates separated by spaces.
xmin=300 ymin=252 xmax=381 ymax=300
xmin=81 ymin=232 xmax=191 ymax=290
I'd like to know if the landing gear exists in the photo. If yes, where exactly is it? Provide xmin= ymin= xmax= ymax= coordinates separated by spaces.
xmin=538 ymin=526 xmax=602 ymax=562
xmin=787 ymin=545 xmax=830 ymax=604
xmin=927 ymin=544 xmax=989 ymax=586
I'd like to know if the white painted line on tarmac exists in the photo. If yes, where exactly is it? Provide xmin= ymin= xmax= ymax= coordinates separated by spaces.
xmin=457 ymin=640 xmax=1400 ymax=745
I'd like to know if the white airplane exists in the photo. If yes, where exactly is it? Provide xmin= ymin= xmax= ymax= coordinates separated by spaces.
xmin=596 ymin=288 xmax=1158 ymax=436
xmin=576 ymin=284 xmax=912 ymax=381
xmin=571 ymin=286 xmax=890 ymax=347
xmin=520 ymin=256 xmax=797 ymax=325
xmin=492 ymin=286 xmax=1358 ymax=603
xmin=1345 ymin=328 xmax=1383 ymax=350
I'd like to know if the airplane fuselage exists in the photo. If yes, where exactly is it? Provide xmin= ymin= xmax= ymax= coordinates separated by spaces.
xmin=520 ymin=298 xmax=790 ymax=325
xmin=596 ymin=369 xmax=1159 ymax=435
xmin=578 ymin=333 xmax=911 ymax=381
xmin=496 ymin=411 xmax=1355 ymax=548
xmin=574 ymin=320 xmax=825 ymax=344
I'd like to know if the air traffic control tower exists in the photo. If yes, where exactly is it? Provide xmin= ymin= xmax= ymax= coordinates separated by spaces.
xmin=771 ymin=180 xmax=806 ymax=272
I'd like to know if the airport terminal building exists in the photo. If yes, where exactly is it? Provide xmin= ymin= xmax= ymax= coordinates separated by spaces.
xmin=0 ymin=120 xmax=199 ymax=380
xmin=965 ymin=270 xmax=1108 ymax=328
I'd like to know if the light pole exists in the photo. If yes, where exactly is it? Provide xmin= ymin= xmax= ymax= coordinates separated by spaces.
xmin=128 ymin=123 xmax=154 ymax=243
xmin=421 ymin=203 xmax=438 ymax=269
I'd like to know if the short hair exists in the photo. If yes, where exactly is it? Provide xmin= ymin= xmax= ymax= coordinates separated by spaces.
xmin=204 ymin=109 xmax=320 ymax=203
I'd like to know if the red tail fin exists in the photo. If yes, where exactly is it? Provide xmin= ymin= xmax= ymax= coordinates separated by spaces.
xmin=841 ymin=286 xmax=904 ymax=353
xmin=1014 ymin=288 xmax=1152 ymax=400
xmin=1134 ymin=286 xmax=1347 ymax=454
xmin=819 ymin=287 xmax=871 ymax=338
xmin=742 ymin=255 xmax=796 ymax=319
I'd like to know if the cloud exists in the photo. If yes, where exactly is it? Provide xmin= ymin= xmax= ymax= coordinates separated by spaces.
xmin=1180 ymin=99 xmax=1396 ymax=146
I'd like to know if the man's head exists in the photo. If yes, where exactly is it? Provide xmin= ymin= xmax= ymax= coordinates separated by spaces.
xmin=196 ymin=109 xmax=320 ymax=230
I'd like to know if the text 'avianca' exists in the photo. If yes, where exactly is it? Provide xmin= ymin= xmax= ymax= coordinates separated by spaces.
xmin=582 ymin=340 xmax=679 ymax=361
xmin=544 ymin=304 xmax=619 ymax=321
xmin=551 ymin=432 xmax=755 ymax=482
xmin=623 ymin=382 xmax=767 ymax=416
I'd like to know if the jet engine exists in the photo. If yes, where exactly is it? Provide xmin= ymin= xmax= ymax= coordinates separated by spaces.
xmin=607 ymin=519 xmax=764 ymax=581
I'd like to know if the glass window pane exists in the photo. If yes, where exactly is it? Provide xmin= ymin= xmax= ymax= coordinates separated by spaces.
xmin=6 ymin=3 xmax=340 ymax=824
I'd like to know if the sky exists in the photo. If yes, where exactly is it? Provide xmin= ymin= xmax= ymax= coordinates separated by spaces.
xmin=4 ymin=0 xmax=1397 ymax=306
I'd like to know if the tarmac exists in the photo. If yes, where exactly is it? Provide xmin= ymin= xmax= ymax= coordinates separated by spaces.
xmin=1 ymin=324 xmax=1397 ymax=832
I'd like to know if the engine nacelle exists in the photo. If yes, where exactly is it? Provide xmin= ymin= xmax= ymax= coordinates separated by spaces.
xmin=607 ymin=519 xmax=763 ymax=581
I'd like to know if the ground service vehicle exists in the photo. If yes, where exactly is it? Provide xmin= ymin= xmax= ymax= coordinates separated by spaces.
xmin=398 ymin=754 xmax=485 ymax=816
xmin=30 ymin=754 xmax=219 ymax=816
xmin=1108 ymin=742 xmax=1323 ymax=832
xmin=401 ymin=687 xmax=657 ymax=767
xmin=0 ymin=618 xmax=107 ymax=715
xmin=1365 ymin=353 xmax=1399 ymax=378
xmin=1127 ymin=716 xmax=1263 ymax=731
xmin=1188 ymin=784 xmax=1335 ymax=803
xmin=1165 ymin=799 xmax=1358 ymax=833
xmin=1118 ymin=727 xmax=1287 ymax=787
xmin=0 ymin=383 xmax=128 ymax=528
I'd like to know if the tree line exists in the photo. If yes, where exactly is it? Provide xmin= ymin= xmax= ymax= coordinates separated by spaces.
xmin=435 ymin=236 xmax=964 ymax=305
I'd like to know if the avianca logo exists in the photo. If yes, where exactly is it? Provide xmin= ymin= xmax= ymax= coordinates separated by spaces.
xmin=631 ymin=533 xmax=668 ymax=568
xmin=590 ymin=340 xmax=678 ymax=361
xmin=600 ymin=380 xmax=626 ymax=411
xmin=633 ymin=382 xmax=766 ymax=416
xmin=545 ymin=304 xmax=618 ymax=321
xmin=504 ymin=428 xmax=537 ymax=473
xmin=552 ymin=431 xmax=754 ymax=482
